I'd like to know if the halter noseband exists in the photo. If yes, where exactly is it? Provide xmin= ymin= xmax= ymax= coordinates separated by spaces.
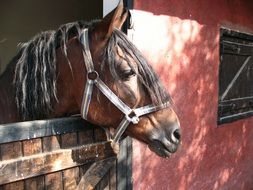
xmin=80 ymin=29 xmax=170 ymax=145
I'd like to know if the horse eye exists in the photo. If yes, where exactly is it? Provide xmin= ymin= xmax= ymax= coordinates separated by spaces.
xmin=120 ymin=69 xmax=136 ymax=79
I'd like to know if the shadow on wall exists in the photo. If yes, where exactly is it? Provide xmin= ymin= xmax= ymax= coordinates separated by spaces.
xmin=0 ymin=0 xmax=102 ymax=75
xmin=131 ymin=4 xmax=253 ymax=190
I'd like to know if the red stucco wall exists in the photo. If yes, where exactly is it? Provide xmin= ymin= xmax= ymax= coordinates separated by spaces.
xmin=131 ymin=1 xmax=253 ymax=189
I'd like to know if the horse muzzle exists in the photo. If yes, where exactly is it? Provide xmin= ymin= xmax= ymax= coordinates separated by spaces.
xmin=148 ymin=126 xmax=181 ymax=158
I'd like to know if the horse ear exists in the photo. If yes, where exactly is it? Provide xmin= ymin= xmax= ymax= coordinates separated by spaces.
xmin=94 ymin=0 xmax=128 ymax=39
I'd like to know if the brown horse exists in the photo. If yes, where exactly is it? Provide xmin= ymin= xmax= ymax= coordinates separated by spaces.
xmin=0 ymin=1 xmax=181 ymax=157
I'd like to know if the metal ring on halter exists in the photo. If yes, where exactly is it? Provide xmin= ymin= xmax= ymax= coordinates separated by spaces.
xmin=87 ymin=71 xmax=99 ymax=81
xmin=125 ymin=111 xmax=139 ymax=124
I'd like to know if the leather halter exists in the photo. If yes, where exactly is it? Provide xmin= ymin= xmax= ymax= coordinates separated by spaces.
xmin=80 ymin=29 xmax=170 ymax=145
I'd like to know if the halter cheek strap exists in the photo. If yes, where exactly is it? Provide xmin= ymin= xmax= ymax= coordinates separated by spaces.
xmin=80 ymin=29 xmax=170 ymax=145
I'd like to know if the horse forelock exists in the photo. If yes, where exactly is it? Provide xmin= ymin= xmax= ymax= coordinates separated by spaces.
xmin=102 ymin=29 xmax=172 ymax=106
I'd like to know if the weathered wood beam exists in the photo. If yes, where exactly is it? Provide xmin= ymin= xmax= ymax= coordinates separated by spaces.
xmin=77 ymin=157 xmax=116 ymax=190
xmin=0 ymin=116 xmax=95 ymax=144
xmin=0 ymin=141 xmax=116 ymax=185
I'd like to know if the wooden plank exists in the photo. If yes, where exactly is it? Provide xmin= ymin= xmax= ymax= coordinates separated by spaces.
xmin=62 ymin=167 xmax=79 ymax=190
xmin=45 ymin=171 xmax=63 ymax=190
xmin=0 ymin=117 xmax=92 ymax=144
xmin=117 ymin=139 xmax=127 ymax=190
xmin=0 ymin=141 xmax=115 ymax=185
xmin=221 ymin=56 xmax=252 ymax=100
xmin=79 ymin=164 xmax=92 ymax=179
xmin=221 ymin=27 xmax=253 ymax=42
xmin=77 ymin=157 xmax=116 ymax=190
xmin=109 ymin=160 xmax=117 ymax=190
xmin=94 ymin=128 xmax=107 ymax=142
xmin=221 ymin=40 xmax=253 ymax=55
xmin=78 ymin=129 xmax=94 ymax=145
xmin=126 ymin=137 xmax=133 ymax=190
xmin=1 ymin=142 xmax=22 ymax=160
xmin=42 ymin=136 xmax=61 ymax=152
xmin=94 ymin=169 xmax=110 ymax=190
xmin=61 ymin=133 xmax=78 ymax=148
xmin=1 ymin=181 xmax=24 ymax=190
xmin=117 ymin=137 xmax=133 ymax=190
xmin=218 ymin=110 xmax=253 ymax=125
xmin=23 ymin=138 xmax=42 ymax=156
xmin=24 ymin=176 xmax=44 ymax=190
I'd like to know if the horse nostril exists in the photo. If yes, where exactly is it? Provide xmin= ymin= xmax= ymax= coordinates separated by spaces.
xmin=172 ymin=129 xmax=181 ymax=143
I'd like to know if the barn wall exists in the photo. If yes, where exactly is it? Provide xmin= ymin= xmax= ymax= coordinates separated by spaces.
xmin=131 ymin=1 xmax=253 ymax=189
xmin=0 ymin=0 xmax=102 ymax=74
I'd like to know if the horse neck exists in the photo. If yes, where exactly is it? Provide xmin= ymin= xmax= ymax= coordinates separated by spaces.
xmin=51 ymin=41 xmax=85 ymax=118
xmin=0 ymin=67 xmax=20 ymax=124
xmin=0 ymin=37 xmax=85 ymax=124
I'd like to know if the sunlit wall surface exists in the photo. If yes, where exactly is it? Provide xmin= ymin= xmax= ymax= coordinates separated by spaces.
xmin=131 ymin=1 xmax=253 ymax=189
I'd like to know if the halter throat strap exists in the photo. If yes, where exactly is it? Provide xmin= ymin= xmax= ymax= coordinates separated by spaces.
xmin=80 ymin=29 xmax=170 ymax=144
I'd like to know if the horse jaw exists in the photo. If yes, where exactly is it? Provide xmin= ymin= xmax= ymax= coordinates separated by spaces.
xmin=148 ymin=141 xmax=172 ymax=158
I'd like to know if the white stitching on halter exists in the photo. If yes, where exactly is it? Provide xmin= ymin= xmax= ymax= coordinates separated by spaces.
xmin=80 ymin=28 xmax=170 ymax=144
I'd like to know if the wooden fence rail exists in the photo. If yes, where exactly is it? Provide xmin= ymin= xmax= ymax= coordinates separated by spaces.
xmin=0 ymin=116 xmax=132 ymax=190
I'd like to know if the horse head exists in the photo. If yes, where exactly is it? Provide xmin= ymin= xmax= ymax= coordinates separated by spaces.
xmin=10 ymin=1 xmax=181 ymax=158
xmin=74 ymin=1 xmax=181 ymax=157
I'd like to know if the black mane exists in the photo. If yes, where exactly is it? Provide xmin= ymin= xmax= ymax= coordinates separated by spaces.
xmin=13 ymin=21 xmax=170 ymax=121
xmin=14 ymin=21 xmax=91 ymax=120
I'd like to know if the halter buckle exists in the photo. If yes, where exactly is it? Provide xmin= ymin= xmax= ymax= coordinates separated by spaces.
xmin=126 ymin=110 xmax=139 ymax=124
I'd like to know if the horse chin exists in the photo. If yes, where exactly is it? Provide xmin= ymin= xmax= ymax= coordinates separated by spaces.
xmin=148 ymin=140 xmax=176 ymax=158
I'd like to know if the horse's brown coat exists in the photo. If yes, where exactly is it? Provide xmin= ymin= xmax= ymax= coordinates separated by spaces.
xmin=0 ymin=0 xmax=181 ymax=158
